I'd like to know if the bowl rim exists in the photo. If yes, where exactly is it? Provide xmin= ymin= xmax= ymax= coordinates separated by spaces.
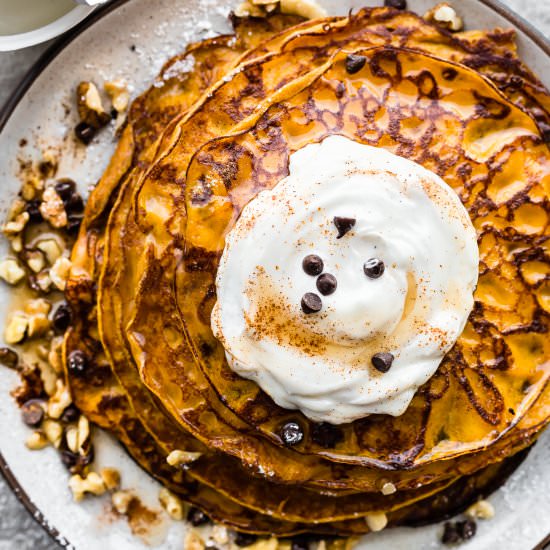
xmin=0 ymin=0 xmax=548 ymax=548
xmin=0 ymin=5 xmax=96 ymax=52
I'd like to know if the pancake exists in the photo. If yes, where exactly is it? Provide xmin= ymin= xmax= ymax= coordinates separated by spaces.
xmin=167 ymin=46 xmax=548 ymax=467
xmin=64 ymin=5 xmax=550 ymax=538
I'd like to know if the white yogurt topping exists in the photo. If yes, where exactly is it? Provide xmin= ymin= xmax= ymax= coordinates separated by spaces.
xmin=211 ymin=136 xmax=478 ymax=424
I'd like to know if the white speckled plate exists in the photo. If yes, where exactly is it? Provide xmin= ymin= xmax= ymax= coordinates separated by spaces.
xmin=0 ymin=1 xmax=549 ymax=549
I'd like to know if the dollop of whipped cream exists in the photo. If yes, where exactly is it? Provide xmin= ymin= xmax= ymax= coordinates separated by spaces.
xmin=211 ymin=136 xmax=478 ymax=424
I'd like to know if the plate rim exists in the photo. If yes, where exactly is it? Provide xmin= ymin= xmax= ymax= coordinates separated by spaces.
xmin=0 ymin=0 xmax=549 ymax=548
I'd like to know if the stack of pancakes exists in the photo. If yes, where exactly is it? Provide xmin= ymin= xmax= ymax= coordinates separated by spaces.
xmin=64 ymin=6 xmax=550 ymax=536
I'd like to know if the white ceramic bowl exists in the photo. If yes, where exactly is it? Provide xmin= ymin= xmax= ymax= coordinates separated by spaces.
xmin=0 ymin=5 xmax=95 ymax=52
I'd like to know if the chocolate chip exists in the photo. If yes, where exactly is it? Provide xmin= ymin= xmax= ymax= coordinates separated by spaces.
xmin=457 ymin=519 xmax=477 ymax=540
xmin=311 ymin=422 xmax=344 ymax=448
xmin=442 ymin=522 xmax=461 ymax=545
xmin=54 ymin=179 xmax=76 ymax=202
xmin=442 ymin=67 xmax=458 ymax=81
xmin=301 ymin=293 xmax=322 ymax=314
xmin=61 ymin=404 xmax=80 ymax=424
xmin=0 ymin=347 xmax=19 ymax=369
xmin=333 ymin=216 xmax=356 ymax=238
xmin=21 ymin=399 xmax=44 ymax=427
xmin=384 ymin=0 xmax=407 ymax=8
xmin=53 ymin=303 xmax=72 ymax=333
xmin=345 ymin=55 xmax=366 ymax=75
xmin=61 ymin=446 xmax=93 ymax=475
xmin=371 ymin=352 xmax=394 ymax=373
xmin=316 ymin=273 xmax=337 ymax=296
xmin=68 ymin=350 xmax=88 ymax=376
xmin=24 ymin=199 xmax=43 ymax=223
xmin=60 ymin=450 xmax=79 ymax=471
xmin=75 ymin=122 xmax=96 ymax=145
xmin=234 ymin=533 xmax=258 ymax=547
xmin=66 ymin=216 xmax=83 ymax=235
xmin=363 ymin=258 xmax=385 ymax=279
xmin=65 ymin=193 xmax=84 ymax=214
xmin=280 ymin=422 xmax=304 ymax=446
xmin=187 ymin=507 xmax=210 ymax=527
xmin=302 ymin=254 xmax=324 ymax=276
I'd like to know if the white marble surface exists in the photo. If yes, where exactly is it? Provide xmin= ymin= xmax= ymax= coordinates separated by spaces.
xmin=0 ymin=1 xmax=548 ymax=548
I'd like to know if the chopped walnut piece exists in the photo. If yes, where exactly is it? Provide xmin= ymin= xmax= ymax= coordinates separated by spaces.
xmin=11 ymin=363 xmax=44 ymax=404
xmin=211 ymin=525 xmax=229 ymax=545
xmin=24 ymin=298 xmax=51 ymax=338
xmin=237 ymin=0 xmax=326 ymax=18
xmin=39 ymin=361 xmax=58 ymax=397
xmin=33 ymin=270 xmax=53 ymax=293
xmin=77 ymin=81 xmax=111 ymax=129
xmin=48 ymin=336 xmax=64 ymax=374
xmin=21 ymin=185 xmax=35 ymax=202
xmin=21 ymin=169 xmax=46 ymax=201
xmin=466 ymin=499 xmax=495 ymax=520
xmin=380 ymin=481 xmax=397 ymax=495
xmin=280 ymin=0 xmax=327 ymax=19
xmin=37 ymin=239 xmax=63 ymax=265
xmin=65 ymin=425 xmax=79 ymax=453
xmin=47 ymin=379 xmax=72 ymax=420
xmin=25 ymin=430 xmax=49 ymax=450
xmin=3 ymin=212 xmax=30 ymax=236
xmin=50 ymin=257 xmax=72 ymax=290
xmin=101 ymin=467 xmax=121 ymax=490
xmin=365 ymin=512 xmax=388 ymax=532
xmin=39 ymin=150 xmax=58 ymax=179
xmin=23 ymin=248 xmax=46 ymax=273
xmin=159 ymin=488 xmax=184 ymax=520
xmin=10 ymin=235 xmax=23 ymax=254
xmin=234 ymin=1 xmax=265 ymax=17
xmin=0 ymin=258 xmax=25 ymax=285
xmin=27 ymin=317 xmax=50 ymax=338
xmin=424 ymin=2 xmax=463 ymax=31
xmin=69 ymin=472 xmax=107 ymax=501
xmin=24 ymin=298 xmax=51 ymax=316
xmin=4 ymin=314 xmax=28 ymax=344
xmin=76 ymin=414 xmax=91 ymax=451
xmin=112 ymin=490 xmax=135 ymax=514
xmin=166 ymin=449 xmax=202 ymax=467
xmin=40 ymin=186 xmax=68 ymax=228
xmin=7 ymin=199 xmax=25 ymax=221
xmin=184 ymin=530 xmax=205 ymax=550
xmin=105 ymin=79 xmax=130 ymax=113
xmin=42 ymin=419 xmax=63 ymax=448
